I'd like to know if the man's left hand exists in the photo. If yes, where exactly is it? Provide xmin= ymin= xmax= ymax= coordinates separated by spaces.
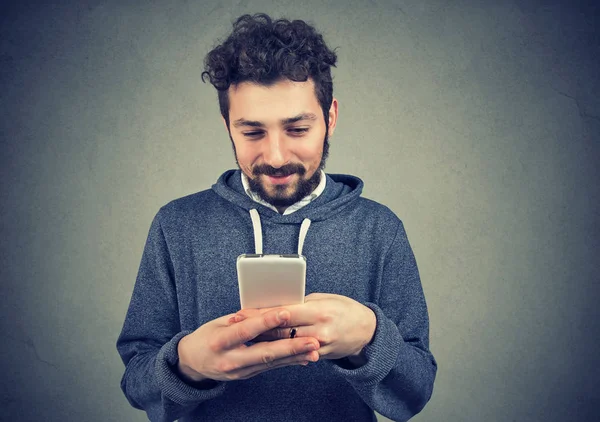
xmin=232 ymin=293 xmax=376 ymax=360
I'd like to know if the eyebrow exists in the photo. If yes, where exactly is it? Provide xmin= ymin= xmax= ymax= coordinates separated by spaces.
xmin=232 ymin=113 xmax=318 ymax=128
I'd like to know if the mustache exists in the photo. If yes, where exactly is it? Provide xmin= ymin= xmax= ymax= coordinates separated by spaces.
xmin=252 ymin=164 xmax=306 ymax=177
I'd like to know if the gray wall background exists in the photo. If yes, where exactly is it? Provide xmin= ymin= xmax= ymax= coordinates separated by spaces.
xmin=1 ymin=0 xmax=599 ymax=421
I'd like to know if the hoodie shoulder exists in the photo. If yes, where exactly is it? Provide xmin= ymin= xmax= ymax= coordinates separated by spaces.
xmin=165 ymin=188 xmax=218 ymax=210
xmin=156 ymin=188 xmax=228 ymax=224
xmin=357 ymin=196 xmax=404 ymax=227
xmin=358 ymin=197 xmax=400 ymax=219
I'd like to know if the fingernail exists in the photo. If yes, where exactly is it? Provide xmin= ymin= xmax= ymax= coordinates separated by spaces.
xmin=305 ymin=343 xmax=316 ymax=351
xmin=300 ymin=361 xmax=309 ymax=366
xmin=277 ymin=310 xmax=289 ymax=321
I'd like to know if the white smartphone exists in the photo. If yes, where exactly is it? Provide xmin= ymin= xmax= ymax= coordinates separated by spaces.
xmin=236 ymin=254 xmax=306 ymax=309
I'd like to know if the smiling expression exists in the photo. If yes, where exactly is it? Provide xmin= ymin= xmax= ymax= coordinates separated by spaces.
xmin=225 ymin=78 xmax=338 ymax=211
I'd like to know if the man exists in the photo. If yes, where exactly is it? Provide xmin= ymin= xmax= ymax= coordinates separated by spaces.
xmin=117 ymin=13 xmax=437 ymax=422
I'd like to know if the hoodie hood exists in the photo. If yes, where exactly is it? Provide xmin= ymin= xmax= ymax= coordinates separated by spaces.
xmin=211 ymin=169 xmax=364 ymax=224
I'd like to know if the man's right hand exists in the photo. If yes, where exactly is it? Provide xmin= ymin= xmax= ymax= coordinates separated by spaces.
xmin=176 ymin=309 xmax=320 ymax=383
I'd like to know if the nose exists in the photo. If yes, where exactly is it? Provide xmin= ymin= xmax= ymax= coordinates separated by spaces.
xmin=263 ymin=133 xmax=289 ymax=168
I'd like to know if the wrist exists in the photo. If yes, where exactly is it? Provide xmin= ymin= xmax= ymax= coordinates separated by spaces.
xmin=359 ymin=305 xmax=377 ymax=351
xmin=176 ymin=335 xmax=207 ymax=383
xmin=346 ymin=306 xmax=376 ymax=364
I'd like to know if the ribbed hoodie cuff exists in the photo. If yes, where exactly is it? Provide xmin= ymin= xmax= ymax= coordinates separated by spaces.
xmin=330 ymin=303 xmax=403 ymax=386
xmin=155 ymin=331 xmax=226 ymax=406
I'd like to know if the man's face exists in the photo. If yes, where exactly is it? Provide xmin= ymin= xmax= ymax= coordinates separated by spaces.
xmin=226 ymin=78 xmax=337 ymax=208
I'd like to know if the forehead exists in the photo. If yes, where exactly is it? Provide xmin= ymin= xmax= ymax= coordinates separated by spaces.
xmin=228 ymin=79 xmax=320 ymax=121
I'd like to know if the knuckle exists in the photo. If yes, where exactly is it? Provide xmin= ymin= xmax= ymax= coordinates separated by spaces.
xmin=317 ymin=328 xmax=332 ymax=344
xmin=262 ymin=316 xmax=272 ymax=330
xmin=308 ymin=351 xmax=319 ymax=362
xmin=319 ymin=313 xmax=334 ymax=324
xmin=264 ymin=310 xmax=283 ymax=329
xmin=261 ymin=352 xmax=276 ymax=367
xmin=224 ymin=371 xmax=239 ymax=381
xmin=263 ymin=310 xmax=277 ymax=327
xmin=235 ymin=325 xmax=252 ymax=342
xmin=217 ymin=360 xmax=237 ymax=374
xmin=215 ymin=360 xmax=228 ymax=373
xmin=207 ymin=338 xmax=222 ymax=353
xmin=263 ymin=356 xmax=275 ymax=368
xmin=299 ymin=354 xmax=312 ymax=363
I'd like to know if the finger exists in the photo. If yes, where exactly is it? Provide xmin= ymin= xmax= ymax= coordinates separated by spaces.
xmin=236 ymin=359 xmax=307 ymax=380
xmin=227 ymin=311 xmax=258 ymax=324
xmin=218 ymin=313 xmax=243 ymax=326
xmin=226 ymin=337 xmax=320 ymax=370
xmin=236 ymin=302 xmax=320 ymax=330
xmin=233 ymin=350 xmax=320 ymax=380
xmin=253 ymin=332 xmax=280 ymax=342
xmin=233 ymin=309 xmax=261 ymax=321
xmin=275 ymin=303 xmax=320 ymax=328
xmin=236 ymin=303 xmax=319 ymax=329
xmin=235 ymin=306 xmax=278 ymax=321
xmin=253 ymin=326 xmax=312 ymax=342
xmin=227 ymin=315 xmax=244 ymax=325
xmin=216 ymin=309 xmax=291 ymax=350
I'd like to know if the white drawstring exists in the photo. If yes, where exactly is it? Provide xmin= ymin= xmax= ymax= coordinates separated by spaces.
xmin=249 ymin=209 xmax=263 ymax=254
xmin=248 ymin=209 xmax=311 ymax=256
xmin=297 ymin=219 xmax=311 ymax=256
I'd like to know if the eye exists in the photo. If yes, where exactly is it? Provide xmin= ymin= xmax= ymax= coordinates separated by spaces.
xmin=243 ymin=131 xmax=264 ymax=139
xmin=287 ymin=127 xmax=309 ymax=136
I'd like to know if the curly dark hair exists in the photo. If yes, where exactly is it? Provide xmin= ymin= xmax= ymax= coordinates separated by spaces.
xmin=201 ymin=13 xmax=338 ymax=129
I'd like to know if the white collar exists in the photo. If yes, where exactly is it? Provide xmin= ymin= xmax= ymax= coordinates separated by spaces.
xmin=241 ymin=170 xmax=326 ymax=215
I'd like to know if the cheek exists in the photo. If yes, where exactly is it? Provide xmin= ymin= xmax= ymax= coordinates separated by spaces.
xmin=296 ymin=138 xmax=324 ymax=163
xmin=233 ymin=143 xmax=257 ymax=165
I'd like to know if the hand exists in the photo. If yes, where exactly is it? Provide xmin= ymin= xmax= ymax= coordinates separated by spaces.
xmin=234 ymin=293 xmax=377 ymax=360
xmin=176 ymin=309 xmax=320 ymax=383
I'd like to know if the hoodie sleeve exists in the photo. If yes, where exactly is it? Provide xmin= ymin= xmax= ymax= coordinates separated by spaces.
xmin=116 ymin=211 xmax=226 ymax=422
xmin=330 ymin=221 xmax=437 ymax=422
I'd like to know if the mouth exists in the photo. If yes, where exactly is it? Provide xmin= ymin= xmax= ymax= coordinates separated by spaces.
xmin=265 ymin=174 xmax=295 ymax=185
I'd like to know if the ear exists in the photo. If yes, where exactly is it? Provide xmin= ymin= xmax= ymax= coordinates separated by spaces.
xmin=327 ymin=98 xmax=338 ymax=137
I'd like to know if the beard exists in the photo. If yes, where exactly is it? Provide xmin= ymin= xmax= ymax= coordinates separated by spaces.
xmin=247 ymin=162 xmax=322 ymax=208
xmin=230 ymin=130 xmax=330 ymax=209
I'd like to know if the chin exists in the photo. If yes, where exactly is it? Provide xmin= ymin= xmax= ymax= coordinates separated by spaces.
xmin=265 ymin=184 xmax=295 ymax=197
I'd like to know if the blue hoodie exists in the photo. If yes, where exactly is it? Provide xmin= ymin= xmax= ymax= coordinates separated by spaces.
xmin=117 ymin=169 xmax=437 ymax=422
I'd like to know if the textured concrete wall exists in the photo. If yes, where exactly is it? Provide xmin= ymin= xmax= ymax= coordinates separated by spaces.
xmin=1 ymin=1 xmax=598 ymax=421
